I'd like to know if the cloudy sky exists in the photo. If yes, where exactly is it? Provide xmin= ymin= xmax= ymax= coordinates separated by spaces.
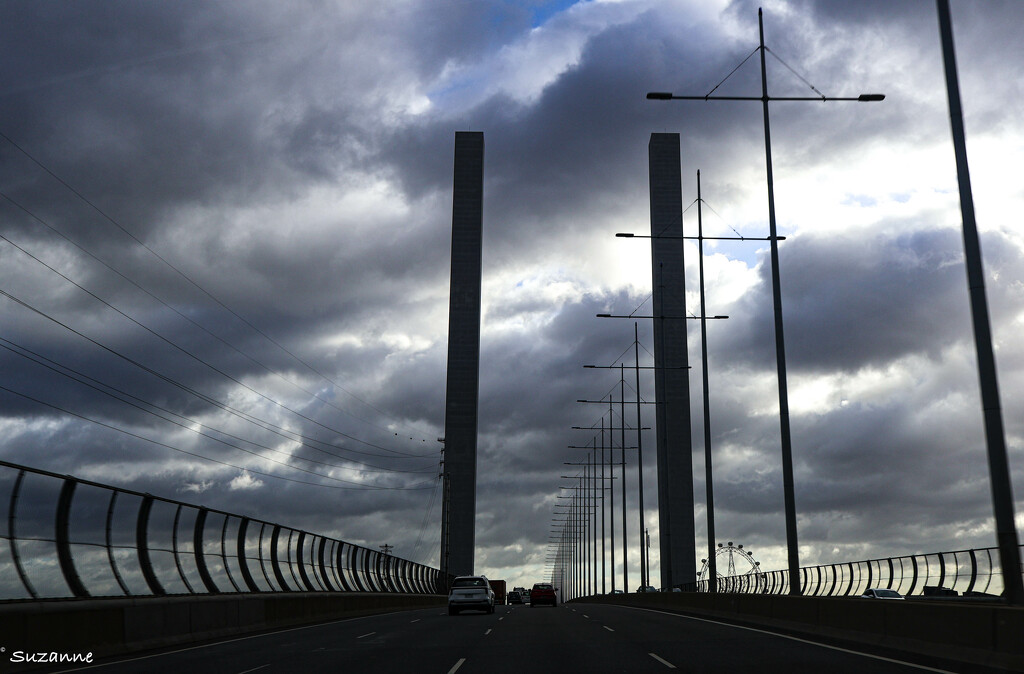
xmin=1 ymin=0 xmax=1022 ymax=594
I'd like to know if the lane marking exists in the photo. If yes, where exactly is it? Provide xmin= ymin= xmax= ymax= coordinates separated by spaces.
xmin=649 ymin=653 xmax=677 ymax=669
xmin=583 ymin=614 xmax=590 ymax=618
xmin=485 ymin=629 xmax=492 ymax=635
xmin=410 ymin=619 xmax=421 ymax=623
xmin=627 ymin=606 xmax=955 ymax=673
xmin=603 ymin=625 xmax=614 ymax=632
xmin=237 ymin=666 xmax=270 ymax=674
xmin=448 ymin=657 xmax=466 ymax=674
xmin=356 ymin=632 xmax=376 ymax=639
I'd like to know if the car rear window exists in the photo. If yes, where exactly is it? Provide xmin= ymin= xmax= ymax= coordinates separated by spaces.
xmin=453 ymin=578 xmax=486 ymax=587
xmin=533 ymin=584 xmax=552 ymax=590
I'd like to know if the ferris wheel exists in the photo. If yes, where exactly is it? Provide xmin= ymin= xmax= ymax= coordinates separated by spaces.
xmin=698 ymin=542 xmax=762 ymax=580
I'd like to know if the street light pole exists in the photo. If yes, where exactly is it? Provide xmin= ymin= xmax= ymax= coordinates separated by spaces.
xmin=936 ymin=0 xmax=1023 ymax=605
xmin=634 ymin=321 xmax=648 ymax=591
xmin=697 ymin=170 xmax=717 ymax=593
xmin=620 ymin=364 xmax=628 ymax=595
xmin=646 ymin=7 xmax=883 ymax=594
xmin=754 ymin=6 xmax=802 ymax=596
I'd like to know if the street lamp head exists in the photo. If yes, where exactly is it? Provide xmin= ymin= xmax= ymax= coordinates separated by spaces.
xmin=858 ymin=93 xmax=885 ymax=102
xmin=646 ymin=91 xmax=673 ymax=100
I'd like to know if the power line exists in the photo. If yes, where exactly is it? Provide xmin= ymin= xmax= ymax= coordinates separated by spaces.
xmin=0 ymin=189 xmax=435 ymax=450
xmin=0 ymin=384 xmax=436 ymax=491
xmin=0 ymin=287 xmax=432 ymax=462
xmin=0 ymin=337 xmax=435 ymax=476
xmin=0 ymin=128 xmax=437 ymax=445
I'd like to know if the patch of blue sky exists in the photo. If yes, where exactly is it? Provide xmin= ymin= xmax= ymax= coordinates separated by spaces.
xmin=842 ymin=194 xmax=878 ymax=208
xmin=528 ymin=0 xmax=584 ymax=28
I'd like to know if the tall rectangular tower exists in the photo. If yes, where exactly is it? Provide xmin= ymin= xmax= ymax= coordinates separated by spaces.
xmin=440 ymin=131 xmax=484 ymax=580
xmin=648 ymin=133 xmax=696 ymax=590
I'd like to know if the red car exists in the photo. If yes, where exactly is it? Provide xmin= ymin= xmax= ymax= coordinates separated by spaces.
xmin=530 ymin=582 xmax=557 ymax=607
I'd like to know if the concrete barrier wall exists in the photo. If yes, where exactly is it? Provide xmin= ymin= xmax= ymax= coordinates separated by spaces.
xmin=0 ymin=593 xmax=445 ymax=664
xmin=575 ymin=593 xmax=1024 ymax=671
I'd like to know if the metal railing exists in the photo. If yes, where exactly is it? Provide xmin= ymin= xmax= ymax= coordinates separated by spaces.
xmin=0 ymin=460 xmax=442 ymax=600
xmin=680 ymin=545 xmax=1021 ymax=598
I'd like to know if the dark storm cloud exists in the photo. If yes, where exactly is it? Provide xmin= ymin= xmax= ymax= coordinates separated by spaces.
xmin=2 ymin=0 xmax=1023 ymax=588
xmin=716 ymin=226 xmax=975 ymax=371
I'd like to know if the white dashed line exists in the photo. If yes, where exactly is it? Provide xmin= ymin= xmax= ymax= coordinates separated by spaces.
xmin=356 ymin=632 xmax=375 ymax=639
xmin=603 ymin=625 xmax=614 ymax=632
xmin=448 ymin=658 xmax=466 ymax=674
xmin=649 ymin=652 xmax=677 ymax=669
xmin=485 ymin=629 xmax=492 ymax=635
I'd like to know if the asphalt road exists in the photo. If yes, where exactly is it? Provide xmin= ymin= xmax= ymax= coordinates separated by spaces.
xmin=53 ymin=602 xmax=956 ymax=674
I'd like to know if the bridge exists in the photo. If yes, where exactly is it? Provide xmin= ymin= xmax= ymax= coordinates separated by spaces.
xmin=2 ymin=5 xmax=1023 ymax=672
xmin=1 ymin=458 xmax=1023 ymax=672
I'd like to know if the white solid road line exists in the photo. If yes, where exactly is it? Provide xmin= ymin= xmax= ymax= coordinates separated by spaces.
xmin=649 ymin=653 xmax=677 ymax=669
xmin=634 ymin=607 xmax=955 ymax=673
xmin=448 ymin=657 xmax=466 ymax=674
xmin=355 ymin=632 xmax=375 ymax=639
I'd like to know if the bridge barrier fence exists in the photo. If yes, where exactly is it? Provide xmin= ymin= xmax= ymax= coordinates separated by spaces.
xmin=677 ymin=545 xmax=1021 ymax=598
xmin=0 ymin=459 xmax=444 ymax=601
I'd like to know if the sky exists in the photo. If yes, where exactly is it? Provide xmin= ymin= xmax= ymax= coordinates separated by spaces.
xmin=1 ymin=0 xmax=1022 ymax=595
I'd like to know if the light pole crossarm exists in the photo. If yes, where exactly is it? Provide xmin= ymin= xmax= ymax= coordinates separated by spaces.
xmin=595 ymin=314 xmax=726 ymax=320
xmin=617 ymin=233 xmax=784 ymax=241
xmin=646 ymin=92 xmax=884 ymax=102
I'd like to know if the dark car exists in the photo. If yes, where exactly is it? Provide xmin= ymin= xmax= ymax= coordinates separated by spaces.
xmin=530 ymin=582 xmax=557 ymax=607
xmin=507 ymin=590 xmax=523 ymax=604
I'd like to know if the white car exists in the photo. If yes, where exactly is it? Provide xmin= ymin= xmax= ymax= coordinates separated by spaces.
xmin=860 ymin=588 xmax=905 ymax=600
xmin=448 ymin=575 xmax=495 ymax=615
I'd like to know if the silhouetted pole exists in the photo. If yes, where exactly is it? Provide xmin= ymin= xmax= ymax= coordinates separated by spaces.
xmin=600 ymin=418 xmax=607 ymax=595
xmin=634 ymin=322 xmax=648 ymax=591
xmin=936 ymin=0 xmax=1023 ymax=605
xmin=647 ymin=8 xmax=883 ymax=594
xmin=696 ymin=170 xmax=717 ymax=593
xmin=755 ymin=8 xmax=801 ymax=595
xmin=620 ymin=364 xmax=628 ymax=594
xmin=607 ymin=398 xmax=615 ymax=594
xmin=592 ymin=447 xmax=599 ymax=595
